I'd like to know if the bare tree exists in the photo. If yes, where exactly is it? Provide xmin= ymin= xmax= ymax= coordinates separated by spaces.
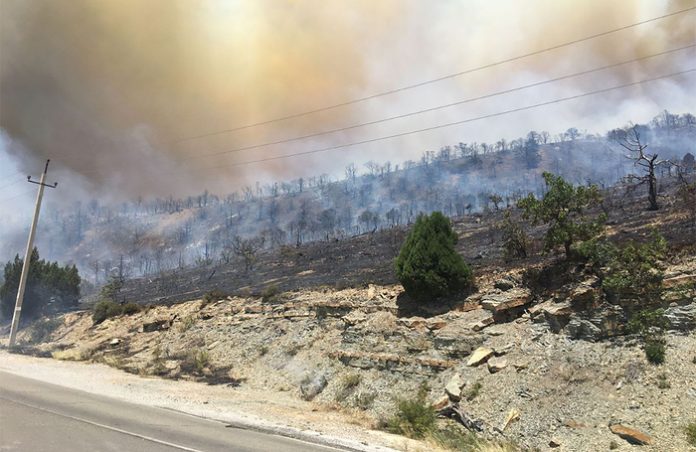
xmin=620 ymin=126 xmax=662 ymax=211
xmin=226 ymin=236 xmax=265 ymax=272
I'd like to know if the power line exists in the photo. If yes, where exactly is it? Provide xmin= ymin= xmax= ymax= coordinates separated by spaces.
xmin=184 ymin=68 xmax=695 ymax=172
xmin=181 ymin=44 xmax=695 ymax=161
xmin=175 ymin=6 xmax=696 ymax=143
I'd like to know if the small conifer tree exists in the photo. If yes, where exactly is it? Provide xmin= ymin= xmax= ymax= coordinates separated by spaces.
xmin=395 ymin=212 xmax=472 ymax=300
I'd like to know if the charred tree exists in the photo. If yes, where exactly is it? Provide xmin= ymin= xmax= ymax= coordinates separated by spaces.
xmin=620 ymin=126 xmax=662 ymax=211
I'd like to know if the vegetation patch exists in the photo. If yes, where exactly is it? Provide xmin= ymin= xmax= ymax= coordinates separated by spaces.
xmin=628 ymin=309 xmax=669 ymax=364
xmin=29 ymin=317 xmax=63 ymax=343
xmin=92 ymin=300 xmax=141 ymax=324
xmin=385 ymin=384 xmax=436 ymax=439
xmin=261 ymin=284 xmax=280 ymax=303
xmin=518 ymin=172 xmax=605 ymax=258
xmin=202 ymin=289 xmax=226 ymax=307
xmin=395 ymin=212 xmax=473 ymax=301
xmin=685 ymin=421 xmax=696 ymax=447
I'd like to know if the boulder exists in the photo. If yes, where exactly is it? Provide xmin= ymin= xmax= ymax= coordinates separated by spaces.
xmin=661 ymin=274 xmax=696 ymax=289
xmin=444 ymin=374 xmax=465 ymax=401
xmin=664 ymin=303 xmax=696 ymax=330
xmin=493 ymin=279 xmax=515 ymax=291
xmin=141 ymin=319 xmax=170 ymax=333
xmin=300 ymin=374 xmax=328 ymax=401
xmin=487 ymin=356 xmax=507 ymax=373
xmin=467 ymin=347 xmax=495 ymax=366
xmin=609 ymin=424 xmax=652 ymax=445
xmin=481 ymin=288 xmax=532 ymax=314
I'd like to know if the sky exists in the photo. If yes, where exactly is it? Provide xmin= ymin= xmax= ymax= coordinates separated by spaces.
xmin=0 ymin=0 xmax=694 ymax=222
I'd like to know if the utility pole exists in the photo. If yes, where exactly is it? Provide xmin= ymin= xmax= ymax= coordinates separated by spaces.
xmin=8 ymin=160 xmax=58 ymax=347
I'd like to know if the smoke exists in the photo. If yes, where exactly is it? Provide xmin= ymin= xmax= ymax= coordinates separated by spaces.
xmin=0 ymin=0 xmax=694 ymax=200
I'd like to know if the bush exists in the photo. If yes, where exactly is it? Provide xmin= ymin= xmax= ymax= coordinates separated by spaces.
xmin=182 ymin=349 xmax=210 ymax=375
xmin=518 ymin=172 xmax=605 ymax=258
xmin=645 ymin=338 xmax=666 ymax=365
xmin=385 ymin=384 xmax=436 ymax=439
xmin=121 ymin=302 xmax=141 ymax=315
xmin=92 ymin=300 xmax=124 ymax=324
xmin=395 ymin=212 xmax=473 ymax=300
xmin=261 ymin=285 xmax=280 ymax=303
xmin=577 ymin=231 xmax=666 ymax=300
xmin=92 ymin=301 xmax=140 ymax=324
xmin=685 ymin=421 xmax=696 ymax=447
xmin=629 ymin=309 xmax=669 ymax=364
xmin=500 ymin=210 xmax=528 ymax=260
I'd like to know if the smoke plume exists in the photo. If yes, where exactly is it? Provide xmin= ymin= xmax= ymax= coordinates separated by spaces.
xmin=1 ymin=0 xmax=694 ymax=199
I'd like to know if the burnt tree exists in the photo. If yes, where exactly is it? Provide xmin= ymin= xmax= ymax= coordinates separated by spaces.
xmin=620 ymin=126 xmax=662 ymax=211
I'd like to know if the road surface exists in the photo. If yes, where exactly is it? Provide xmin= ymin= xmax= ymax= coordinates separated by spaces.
xmin=0 ymin=370 xmax=341 ymax=452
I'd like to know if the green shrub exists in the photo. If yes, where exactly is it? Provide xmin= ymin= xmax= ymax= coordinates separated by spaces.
xmin=685 ymin=421 xmax=696 ymax=447
xmin=385 ymin=384 xmax=436 ymax=439
xmin=645 ymin=338 xmax=666 ymax=365
xmin=92 ymin=300 xmax=140 ymax=324
xmin=464 ymin=380 xmax=483 ymax=401
xmin=517 ymin=172 xmax=605 ymax=258
xmin=395 ymin=212 xmax=473 ymax=300
xmin=121 ymin=302 xmax=141 ymax=315
xmin=629 ymin=309 xmax=669 ymax=364
xmin=92 ymin=300 xmax=124 ymax=324
xmin=578 ymin=231 xmax=666 ymax=300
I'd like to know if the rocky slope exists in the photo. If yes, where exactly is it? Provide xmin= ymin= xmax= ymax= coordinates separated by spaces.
xmin=5 ymin=254 xmax=695 ymax=451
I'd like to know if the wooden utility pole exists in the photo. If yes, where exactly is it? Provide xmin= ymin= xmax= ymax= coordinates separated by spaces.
xmin=8 ymin=160 xmax=58 ymax=347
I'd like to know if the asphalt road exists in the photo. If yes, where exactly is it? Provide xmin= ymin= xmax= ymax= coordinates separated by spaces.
xmin=0 ymin=370 xmax=341 ymax=452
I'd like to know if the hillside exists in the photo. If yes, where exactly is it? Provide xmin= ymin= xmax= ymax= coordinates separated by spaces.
xmin=3 ymin=111 xmax=694 ymax=291
xmin=3 ymin=170 xmax=696 ymax=451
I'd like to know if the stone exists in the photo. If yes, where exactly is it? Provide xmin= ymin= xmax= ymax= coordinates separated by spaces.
xmin=566 ymin=317 xmax=602 ymax=341
xmin=141 ymin=319 xmax=170 ymax=333
xmin=664 ymin=303 xmax=696 ymax=330
xmin=300 ymin=374 xmax=328 ymax=401
xmin=487 ymin=356 xmax=507 ymax=373
xmin=481 ymin=289 xmax=532 ymax=313
xmin=467 ymin=347 xmax=495 ymax=366
xmin=445 ymin=374 xmax=465 ymax=401
xmin=470 ymin=316 xmax=494 ymax=331
xmin=494 ymin=343 xmax=514 ymax=355
xmin=109 ymin=338 xmax=120 ymax=346
xmin=493 ymin=279 xmax=515 ymax=291
xmin=661 ymin=274 xmax=696 ymax=289
xmin=432 ymin=395 xmax=450 ymax=410
xmin=548 ymin=439 xmax=561 ymax=448
xmin=609 ymin=424 xmax=652 ymax=445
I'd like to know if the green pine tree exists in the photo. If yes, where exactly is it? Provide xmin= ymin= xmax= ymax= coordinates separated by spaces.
xmin=395 ymin=212 xmax=473 ymax=300
xmin=0 ymin=248 xmax=80 ymax=321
